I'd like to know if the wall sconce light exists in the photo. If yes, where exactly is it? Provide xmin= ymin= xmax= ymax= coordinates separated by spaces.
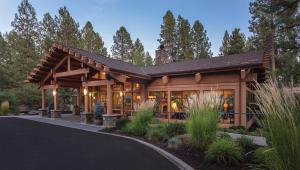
xmin=88 ymin=92 xmax=92 ymax=97
xmin=52 ymin=89 xmax=57 ymax=96
xmin=135 ymin=83 xmax=140 ymax=88
xmin=93 ymin=96 xmax=96 ymax=100
xmin=119 ymin=91 xmax=123 ymax=96
xmin=83 ymin=88 xmax=88 ymax=96
xmin=136 ymin=95 xmax=141 ymax=100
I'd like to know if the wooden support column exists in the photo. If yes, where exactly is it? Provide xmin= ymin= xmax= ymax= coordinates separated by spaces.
xmin=240 ymin=82 xmax=247 ymax=127
xmin=84 ymin=86 xmax=89 ymax=113
xmin=53 ymin=88 xmax=58 ymax=111
xmin=41 ymin=88 xmax=46 ymax=110
xmin=140 ymin=84 xmax=146 ymax=102
xmin=167 ymin=91 xmax=171 ymax=121
xmin=106 ymin=84 xmax=113 ymax=114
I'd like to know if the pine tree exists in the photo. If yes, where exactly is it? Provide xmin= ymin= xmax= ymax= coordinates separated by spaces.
xmin=81 ymin=21 xmax=107 ymax=56
xmin=56 ymin=6 xmax=81 ymax=47
xmin=249 ymin=0 xmax=300 ymax=84
xmin=219 ymin=30 xmax=230 ymax=55
xmin=111 ymin=26 xmax=133 ymax=62
xmin=11 ymin=0 xmax=39 ymax=44
xmin=176 ymin=15 xmax=193 ymax=61
xmin=144 ymin=52 xmax=153 ymax=67
xmin=244 ymin=36 xmax=257 ymax=52
xmin=40 ymin=13 xmax=57 ymax=53
xmin=131 ymin=38 xmax=145 ymax=67
xmin=191 ymin=20 xmax=212 ymax=59
xmin=10 ymin=0 xmax=39 ymax=78
xmin=227 ymin=28 xmax=246 ymax=55
xmin=158 ymin=10 xmax=177 ymax=60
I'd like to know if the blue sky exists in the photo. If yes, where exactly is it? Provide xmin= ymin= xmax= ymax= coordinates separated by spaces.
xmin=0 ymin=0 xmax=252 ymax=57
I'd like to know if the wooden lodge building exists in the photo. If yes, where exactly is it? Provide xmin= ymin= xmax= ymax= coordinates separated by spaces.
xmin=26 ymin=43 xmax=271 ymax=128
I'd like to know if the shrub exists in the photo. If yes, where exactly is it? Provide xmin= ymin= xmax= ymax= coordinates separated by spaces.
xmin=236 ymin=136 xmax=254 ymax=152
xmin=164 ymin=122 xmax=186 ymax=139
xmin=255 ymin=80 xmax=300 ymax=170
xmin=206 ymin=138 xmax=242 ymax=165
xmin=0 ymin=101 xmax=9 ymax=116
xmin=146 ymin=124 xmax=165 ymax=141
xmin=217 ymin=132 xmax=231 ymax=139
xmin=186 ymin=92 xmax=221 ymax=148
xmin=116 ymin=117 xmax=130 ymax=130
xmin=252 ymin=147 xmax=275 ymax=170
xmin=123 ymin=100 xmax=154 ymax=136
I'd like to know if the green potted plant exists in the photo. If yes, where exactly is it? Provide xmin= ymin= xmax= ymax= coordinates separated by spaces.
xmin=73 ymin=105 xmax=80 ymax=115
xmin=94 ymin=101 xmax=104 ymax=125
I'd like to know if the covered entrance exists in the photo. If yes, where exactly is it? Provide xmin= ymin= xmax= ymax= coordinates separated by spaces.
xmin=26 ymin=44 xmax=148 ymax=118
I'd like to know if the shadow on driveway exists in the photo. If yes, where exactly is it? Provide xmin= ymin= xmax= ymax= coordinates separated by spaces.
xmin=0 ymin=117 xmax=178 ymax=170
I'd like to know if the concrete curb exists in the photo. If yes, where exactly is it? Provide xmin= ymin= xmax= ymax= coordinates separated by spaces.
xmin=97 ymin=131 xmax=194 ymax=170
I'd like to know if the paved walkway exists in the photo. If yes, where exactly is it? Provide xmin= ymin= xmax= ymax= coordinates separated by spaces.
xmin=19 ymin=115 xmax=103 ymax=132
xmin=0 ymin=117 xmax=179 ymax=170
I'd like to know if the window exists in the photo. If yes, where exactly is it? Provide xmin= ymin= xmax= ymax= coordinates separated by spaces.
xmin=148 ymin=91 xmax=168 ymax=116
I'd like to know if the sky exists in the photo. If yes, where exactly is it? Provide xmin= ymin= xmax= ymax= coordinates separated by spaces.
xmin=0 ymin=0 xmax=252 ymax=58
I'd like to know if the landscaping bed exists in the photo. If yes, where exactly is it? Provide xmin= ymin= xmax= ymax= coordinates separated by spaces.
xmin=103 ymin=128 xmax=256 ymax=170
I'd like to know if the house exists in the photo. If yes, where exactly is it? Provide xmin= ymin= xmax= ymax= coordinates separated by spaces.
xmin=26 ymin=43 xmax=271 ymax=128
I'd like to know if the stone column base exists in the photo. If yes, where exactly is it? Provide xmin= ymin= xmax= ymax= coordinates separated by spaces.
xmin=81 ymin=112 xmax=94 ymax=124
xmin=51 ymin=110 xmax=61 ymax=118
xmin=103 ymin=114 xmax=119 ymax=128
xmin=40 ymin=109 xmax=47 ymax=117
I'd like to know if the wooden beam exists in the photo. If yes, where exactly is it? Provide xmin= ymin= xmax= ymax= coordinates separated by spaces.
xmin=34 ymin=68 xmax=48 ymax=75
xmin=54 ymin=68 xmax=89 ymax=78
xmin=41 ymin=56 xmax=68 ymax=85
xmin=56 ymin=81 xmax=81 ymax=88
xmin=88 ymin=59 xmax=95 ymax=66
xmin=109 ymin=73 xmax=127 ymax=83
xmin=68 ymin=55 xmax=71 ymax=71
xmin=162 ymin=76 xmax=169 ymax=85
xmin=81 ymin=56 xmax=88 ymax=62
xmin=42 ymin=84 xmax=58 ymax=90
xmin=74 ymin=52 xmax=81 ymax=59
xmin=195 ymin=73 xmax=202 ymax=83
xmin=96 ymin=63 xmax=103 ymax=69
xmin=83 ymin=79 xmax=114 ymax=87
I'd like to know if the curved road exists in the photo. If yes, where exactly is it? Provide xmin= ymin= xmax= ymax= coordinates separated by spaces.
xmin=0 ymin=118 xmax=178 ymax=170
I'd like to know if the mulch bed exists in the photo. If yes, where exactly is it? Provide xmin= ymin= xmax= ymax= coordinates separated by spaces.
xmin=104 ymin=129 xmax=252 ymax=170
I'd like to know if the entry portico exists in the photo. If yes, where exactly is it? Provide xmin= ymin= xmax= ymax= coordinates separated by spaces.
xmin=26 ymin=43 xmax=270 ymax=128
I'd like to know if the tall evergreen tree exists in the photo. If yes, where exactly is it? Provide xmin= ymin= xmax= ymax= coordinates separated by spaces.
xmin=219 ymin=30 xmax=230 ymax=55
xmin=144 ymin=52 xmax=153 ymax=67
xmin=191 ymin=20 xmax=212 ymax=59
xmin=39 ymin=12 xmax=57 ymax=53
xmin=56 ymin=6 xmax=81 ymax=47
xmin=249 ymin=0 xmax=300 ymax=84
xmin=158 ymin=10 xmax=177 ymax=60
xmin=10 ymin=0 xmax=39 ymax=78
xmin=227 ymin=28 xmax=246 ymax=55
xmin=176 ymin=15 xmax=193 ymax=61
xmin=81 ymin=21 xmax=107 ymax=56
xmin=131 ymin=38 xmax=145 ymax=66
xmin=244 ymin=36 xmax=257 ymax=52
xmin=11 ymin=0 xmax=39 ymax=44
xmin=111 ymin=26 xmax=133 ymax=62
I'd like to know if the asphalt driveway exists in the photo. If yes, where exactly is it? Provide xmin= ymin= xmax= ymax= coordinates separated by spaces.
xmin=0 ymin=117 xmax=178 ymax=170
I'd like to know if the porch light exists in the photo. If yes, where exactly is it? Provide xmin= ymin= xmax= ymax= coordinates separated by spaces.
xmin=135 ymin=83 xmax=140 ymax=88
xmin=89 ymin=92 xmax=92 ymax=97
xmin=136 ymin=95 xmax=141 ymax=100
xmin=83 ymin=88 xmax=88 ymax=96
xmin=52 ymin=89 xmax=57 ymax=96
xmin=93 ymin=96 xmax=96 ymax=100
xmin=119 ymin=91 xmax=123 ymax=96
xmin=223 ymin=101 xmax=228 ymax=112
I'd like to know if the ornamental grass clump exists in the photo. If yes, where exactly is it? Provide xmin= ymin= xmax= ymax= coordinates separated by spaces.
xmin=186 ymin=92 xmax=221 ymax=148
xmin=123 ymin=100 xmax=155 ymax=136
xmin=206 ymin=138 xmax=242 ymax=165
xmin=255 ymin=80 xmax=300 ymax=170
xmin=0 ymin=101 xmax=9 ymax=116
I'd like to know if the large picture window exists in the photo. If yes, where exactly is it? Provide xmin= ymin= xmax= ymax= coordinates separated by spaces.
xmin=148 ymin=91 xmax=168 ymax=117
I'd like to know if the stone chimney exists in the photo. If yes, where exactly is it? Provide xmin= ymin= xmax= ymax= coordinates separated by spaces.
xmin=154 ymin=45 xmax=170 ymax=65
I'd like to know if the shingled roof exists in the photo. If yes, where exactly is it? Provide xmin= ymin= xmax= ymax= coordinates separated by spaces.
xmin=143 ymin=51 xmax=264 ymax=76
xmin=27 ymin=44 xmax=266 ymax=83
